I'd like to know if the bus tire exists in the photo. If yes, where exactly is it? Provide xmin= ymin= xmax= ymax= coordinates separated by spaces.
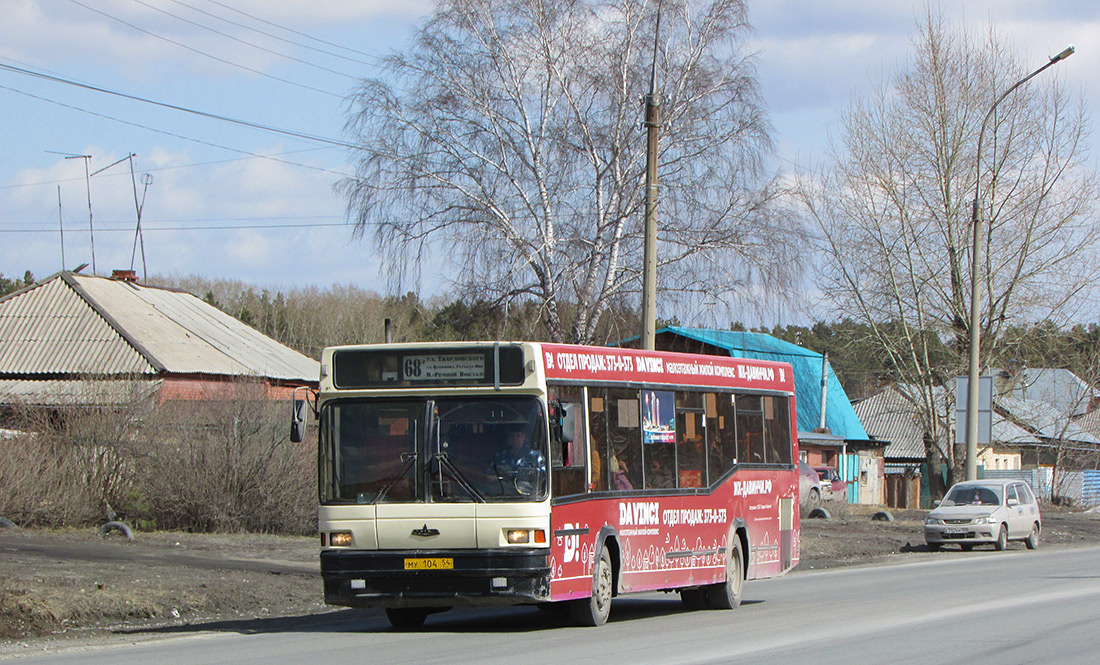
xmin=569 ymin=546 xmax=613 ymax=626
xmin=680 ymin=588 xmax=707 ymax=611
xmin=706 ymin=536 xmax=744 ymax=610
xmin=386 ymin=607 xmax=431 ymax=628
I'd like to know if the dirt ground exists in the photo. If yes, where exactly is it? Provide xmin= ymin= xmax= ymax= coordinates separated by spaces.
xmin=2 ymin=504 xmax=1099 ymax=649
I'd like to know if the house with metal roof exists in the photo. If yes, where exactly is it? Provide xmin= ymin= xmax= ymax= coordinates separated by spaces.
xmin=0 ymin=270 xmax=319 ymax=410
xmin=623 ymin=327 xmax=883 ymax=504
xmin=853 ymin=384 xmax=1040 ymax=507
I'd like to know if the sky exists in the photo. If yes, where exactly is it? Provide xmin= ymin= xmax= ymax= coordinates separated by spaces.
xmin=2 ymin=0 xmax=1099 ymax=320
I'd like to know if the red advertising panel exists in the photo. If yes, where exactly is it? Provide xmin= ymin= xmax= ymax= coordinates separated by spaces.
xmin=541 ymin=343 xmax=795 ymax=393
xmin=548 ymin=468 xmax=799 ymax=600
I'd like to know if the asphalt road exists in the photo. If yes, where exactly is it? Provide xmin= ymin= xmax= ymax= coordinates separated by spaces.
xmin=8 ymin=545 xmax=1100 ymax=665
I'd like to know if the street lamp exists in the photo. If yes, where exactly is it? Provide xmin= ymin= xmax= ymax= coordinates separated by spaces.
xmin=965 ymin=45 xmax=1074 ymax=481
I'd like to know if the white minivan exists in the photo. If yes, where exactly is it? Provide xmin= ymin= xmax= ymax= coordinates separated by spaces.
xmin=924 ymin=479 xmax=1041 ymax=551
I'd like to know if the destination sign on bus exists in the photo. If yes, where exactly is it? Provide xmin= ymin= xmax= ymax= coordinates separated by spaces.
xmin=331 ymin=345 xmax=526 ymax=388
xmin=403 ymin=354 xmax=485 ymax=381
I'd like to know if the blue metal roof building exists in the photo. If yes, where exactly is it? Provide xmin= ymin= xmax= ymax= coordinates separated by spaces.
xmin=644 ymin=327 xmax=871 ymax=442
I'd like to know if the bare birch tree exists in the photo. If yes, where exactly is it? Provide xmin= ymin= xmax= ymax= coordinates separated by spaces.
xmin=340 ymin=0 xmax=800 ymax=343
xmin=799 ymin=12 xmax=1099 ymax=490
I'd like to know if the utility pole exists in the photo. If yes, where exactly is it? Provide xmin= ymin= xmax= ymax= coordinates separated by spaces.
xmin=640 ymin=1 xmax=664 ymax=351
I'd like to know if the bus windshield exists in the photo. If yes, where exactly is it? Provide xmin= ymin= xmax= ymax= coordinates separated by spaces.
xmin=321 ymin=396 xmax=548 ymax=504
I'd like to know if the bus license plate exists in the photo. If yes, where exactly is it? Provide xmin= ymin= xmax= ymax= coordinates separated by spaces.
xmin=404 ymin=557 xmax=453 ymax=570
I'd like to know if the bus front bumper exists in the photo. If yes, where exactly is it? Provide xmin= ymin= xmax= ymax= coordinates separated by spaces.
xmin=320 ymin=548 xmax=552 ymax=608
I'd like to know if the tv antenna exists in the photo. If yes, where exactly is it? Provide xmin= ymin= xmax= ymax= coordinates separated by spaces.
xmin=91 ymin=153 xmax=152 ymax=281
xmin=46 ymin=151 xmax=96 ymax=274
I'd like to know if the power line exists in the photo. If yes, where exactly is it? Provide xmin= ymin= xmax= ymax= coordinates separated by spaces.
xmin=0 ymin=222 xmax=351 ymax=233
xmin=0 ymin=147 xmax=334 ymax=191
xmin=66 ymin=0 xmax=346 ymax=100
xmin=127 ymin=0 xmax=362 ymax=81
xmin=3 ymin=214 xmax=347 ymax=227
xmin=166 ymin=0 xmax=380 ymax=68
xmin=204 ymin=0 xmax=387 ymax=62
xmin=0 ymin=81 xmax=355 ymax=178
xmin=0 ymin=62 xmax=362 ymax=150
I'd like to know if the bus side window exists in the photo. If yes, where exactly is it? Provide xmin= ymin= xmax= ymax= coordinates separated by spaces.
xmin=606 ymin=388 xmax=641 ymax=491
xmin=707 ymin=393 xmax=736 ymax=483
xmin=737 ymin=394 xmax=765 ymax=463
xmin=589 ymin=390 xmax=607 ymax=492
xmin=674 ymin=391 xmax=705 ymax=489
xmin=764 ymin=396 xmax=792 ymax=465
xmin=549 ymin=385 xmax=587 ymax=497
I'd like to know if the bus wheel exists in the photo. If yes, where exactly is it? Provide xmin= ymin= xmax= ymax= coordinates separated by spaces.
xmin=570 ymin=547 xmax=613 ymax=626
xmin=386 ymin=608 xmax=430 ymax=628
xmin=680 ymin=588 xmax=707 ymax=611
xmin=706 ymin=537 xmax=744 ymax=610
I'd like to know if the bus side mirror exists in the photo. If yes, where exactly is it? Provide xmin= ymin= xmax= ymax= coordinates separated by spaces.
xmin=290 ymin=399 xmax=306 ymax=443
xmin=551 ymin=400 xmax=575 ymax=445
xmin=560 ymin=403 xmax=575 ymax=444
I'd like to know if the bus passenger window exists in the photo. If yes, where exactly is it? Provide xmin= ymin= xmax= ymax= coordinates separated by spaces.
xmin=589 ymin=391 xmax=607 ymax=492
xmin=737 ymin=395 xmax=765 ymax=463
xmin=708 ymin=393 xmax=737 ymax=482
xmin=764 ymin=396 xmax=792 ymax=465
xmin=549 ymin=385 xmax=587 ymax=497
xmin=607 ymin=388 xmax=642 ymax=491
xmin=676 ymin=409 xmax=705 ymax=488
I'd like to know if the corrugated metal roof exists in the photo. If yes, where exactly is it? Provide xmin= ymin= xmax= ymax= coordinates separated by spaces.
xmin=996 ymin=394 xmax=1100 ymax=444
xmin=853 ymin=386 xmax=930 ymax=460
xmin=655 ymin=327 xmax=871 ymax=441
xmin=0 ymin=272 xmax=318 ymax=383
xmin=0 ymin=277 xmax=153 ymax=376
xmin=853 ymin=384 xmax=1041 ymax=460
xmin=72 ymin=274 xmax=318 ymax=381
xmin=995 ymin=368 xmax=1100 ymax=416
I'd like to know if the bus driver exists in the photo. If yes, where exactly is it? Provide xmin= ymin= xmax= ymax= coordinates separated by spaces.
xmin=489 ymin=427 xmax=546 ymax=496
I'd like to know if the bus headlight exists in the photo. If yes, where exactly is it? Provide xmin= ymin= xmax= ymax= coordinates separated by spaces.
xmin=330 ymin=531 xmax=353 ymax=547
xmin=505 ymin=529 xmax=530 ymax=544
xmin=504 ymin=529 xmax=546 ymax=545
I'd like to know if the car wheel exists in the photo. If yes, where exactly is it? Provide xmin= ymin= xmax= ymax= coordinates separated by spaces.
xmin=994 ymin=525 xmax=1008 ymax=551
xmin=1025 ymin=523 xmax=1040 ymax=550
xmin=807 ymin=488 xmax=820 ymax=505
xmin=706 ymin=536 xmax=744 ymax=609
xmin=570 ymin=546 xmax=613 ymax=626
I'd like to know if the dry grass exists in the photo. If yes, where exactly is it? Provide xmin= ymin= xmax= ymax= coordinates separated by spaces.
xmin=0 ymin=380 xmax=315 ymax=535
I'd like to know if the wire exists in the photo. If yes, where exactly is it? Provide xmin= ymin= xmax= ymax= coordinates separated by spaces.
xmin=0 ymin=61 xmax=362 ymax=151
xmin=0 ymin=81 xmax=356 ymax=178
xmin=3 ymin=214 xmax=346 ymax=227
xmin=0 ymin=222 xmax=352 ymax=233
xmin=66 ymin=0 xmax=346 ymax=100
xmin=0 ymin=148 xmax=335 ymax=191
xmin=127 ymin=0 xmax=362 ymax=81
xmin=166 ymin=0 xmax=380 ymax=68
xmin=203 ymin=0 xmax=387 ymax=61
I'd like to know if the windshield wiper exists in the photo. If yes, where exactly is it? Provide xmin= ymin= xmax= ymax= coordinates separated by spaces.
xmin=372 ymin=452 xmax=417 ymax=504
xmin=432 ymin=452 xmax=485 ymax=503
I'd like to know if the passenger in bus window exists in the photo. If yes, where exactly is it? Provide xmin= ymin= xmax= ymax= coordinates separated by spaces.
xmin=589 ymin=443 xmax=603 ymax=491
xmin=612 ymin=458 xmax=634 ymax=490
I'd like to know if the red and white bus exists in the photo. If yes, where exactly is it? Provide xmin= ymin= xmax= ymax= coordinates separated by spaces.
xmin=294 ymin=341 xmax=800 ymax=627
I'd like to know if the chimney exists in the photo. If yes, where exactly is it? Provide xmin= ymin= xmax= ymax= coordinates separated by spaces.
xmin=111 ymin=269 xmax=138 ymax=283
